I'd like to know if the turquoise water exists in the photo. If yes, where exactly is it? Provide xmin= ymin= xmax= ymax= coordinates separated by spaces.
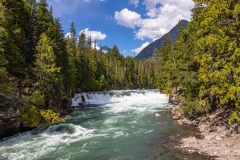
xmin=0 ymin=90 xmax=210 ymax=160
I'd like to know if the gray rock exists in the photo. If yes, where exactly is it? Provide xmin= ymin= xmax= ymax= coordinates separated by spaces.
xmin=0 ymin=94 xmax=24 ymax=138
xmin=210 ymin=125 xmax=218 ymax=132
xmin=237 ymin=126 xmax=240 ymax=134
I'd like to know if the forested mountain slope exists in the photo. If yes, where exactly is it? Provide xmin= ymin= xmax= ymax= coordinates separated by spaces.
xmin=135 ymin=20 xmax=188 ymax=60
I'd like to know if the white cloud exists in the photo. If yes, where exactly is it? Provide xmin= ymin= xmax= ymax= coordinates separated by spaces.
xmin=115 ymin=0 xmax=194 ymax=40
xmin=130 ymin=0 xmax=139 ymax=6
xmin=91 ymin=43 xmax=101 ymax=50
xmin=80 ymin=28 xmax=107 ymax=41
xmin=114 ymin=8 xmax=141 ymax=29
xmin=132 ymin=42 xmax=150 ymax=54
xmin=64 ymin=32 xmax=72 ymax=38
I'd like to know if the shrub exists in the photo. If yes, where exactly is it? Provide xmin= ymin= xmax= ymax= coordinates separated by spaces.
xmin=21 ymin=105 xmax=65 ymax=127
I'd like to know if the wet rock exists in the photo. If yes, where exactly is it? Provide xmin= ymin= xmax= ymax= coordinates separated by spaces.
xmin=169 ymin=87 xmax=184 ymax=105
xmin=237 ymin=126 xmax=240 ymax=134
xmin=0 ymin=117 xmax=21 ymax=138
xmin=210 ymin=125 xmax=218 ymax=132
xmin=170 ymin=105 xmax=184 ymax=121
xmin=177 ymin=118 xmax=193 ymax=126
xmin=0 ymin=94 xmax=24 ymax=138
xmin=230 ymin=124 xmax=239 ymax=134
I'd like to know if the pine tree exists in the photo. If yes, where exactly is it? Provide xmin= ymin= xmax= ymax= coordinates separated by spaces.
xmin=65 ymin=22 xmax=77 ymax=95
xmin=156 ymin=35 xmax=174 ymax=93
xmin=77 ymin=32 xmax=86 ymax=56
xmin=23 ymin=0 xmax=37 ymax=64
xmin=76 ymin=32 xmax=87 ymax=90
xmin=34 ymin=33 xmax=61 ymax=107
xmin=44 ymin=18 xmax=71 ymax=103
xmin=111 ymin=45 xmax=124 ymax=61
xmin=87 ymin=37 xmax=92 ymax=51
xmin=0 ymin=9 xmax=15 ymax=96
xmin=0 ymin=0 xmax=30 ymax=76
xmin=153 ymin=48 xmax=160 ymax=62
xmin=36 ymin=0 xmax=52 ymax=42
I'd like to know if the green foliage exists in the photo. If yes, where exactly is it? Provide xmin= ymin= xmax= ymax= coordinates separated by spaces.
xmin=34 ymin=33 xmax=64 ymax=108
xmin=0 ymin=0 xmax=28 ymax=76
xmin=155 ymin=0 xmax=240 ymax=121
xmin=155 ymin=35 xmax=174 ymax=94
xmin=193 ymin=0 xmax=240 ymax=116
xmin=0 ymin=0 xmax=69 ymax=128
xmin=21 ymin=105 xmax=65 ymax=127
xmin=35 ymin=33 xmax=61 ymax=88
xmin=64 ymin=26 xmax=156 ymax=92
xmin=97 ymin=75 xmax=108 ymax=90
xmin=65 ymin=22 xmax=77 ymax=94
xmin=228 ymin=110 xmax=240 ymax=125
xmin=40 ymin=109 xmax=65 ymax=125
xmin=21 ymin=105 xmax=42 ymax=127
xmin=30 ymin=90 xmax=45 ymax=106
xmin=36 ymin=0 xmax=52 ymax=41
xmin=22 ymin=88 xmax=65 ymax=127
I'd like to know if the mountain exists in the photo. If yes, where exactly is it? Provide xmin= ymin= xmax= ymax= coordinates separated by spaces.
xmin=135 ymin=20 xmax=189 ymax=60
xmin=100 ymin=46 xmax=111 ymax=53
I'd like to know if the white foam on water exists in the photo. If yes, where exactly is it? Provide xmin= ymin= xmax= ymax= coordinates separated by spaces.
xmin=71 ymin=90 xmax=169 ymax=109
xmin=144 ymin=130 xmax=154 ymax=134
xmin=113 ymin=131 xmax=128 ymax=138
xmin=0 ymin=124 xmax=94 ymax=160
xmin=103 ymin=90 xmax=169 ymax=113
xmin=155 ymin=113 xmax=161 ymax=117
xmin=72 ymin=90 xmax=169 ymax=113
xmin=71 ymin=92 xmax=114 ymax=106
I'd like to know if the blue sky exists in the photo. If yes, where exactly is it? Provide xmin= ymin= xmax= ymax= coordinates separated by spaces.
xmin=47 ymin=0 xmax=194 ymax=56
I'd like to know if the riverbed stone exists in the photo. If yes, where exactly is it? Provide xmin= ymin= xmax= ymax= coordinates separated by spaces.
xmin=215 ymin=136 xmax=222 ymax=141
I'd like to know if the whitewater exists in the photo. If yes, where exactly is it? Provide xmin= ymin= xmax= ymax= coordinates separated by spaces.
xmin=0 ymin=90 xmax=209 ymax=160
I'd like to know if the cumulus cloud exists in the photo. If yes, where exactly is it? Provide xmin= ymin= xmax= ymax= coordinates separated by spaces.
xmin=115 ymin=0 xmax=194 ymax=40
xmin=135 ymin=0 xmax=194 ymax=40
xmin=132 ymin=42 xmax=150 ymax=54
xmin=80 ymin=28 xmax=107 ymax=41
xmin=114 ymin=8 xmax=142 ymax=29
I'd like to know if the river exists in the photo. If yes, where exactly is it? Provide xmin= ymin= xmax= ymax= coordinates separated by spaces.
xmin=0 ymin=90 xmax=210 ymax=160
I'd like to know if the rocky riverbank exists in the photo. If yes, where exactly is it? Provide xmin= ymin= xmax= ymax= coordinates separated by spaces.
xmin=169 ymin=93 xmax=240 ymax=160
xmin=0 ymin=93 xmax=25 ymax=138
xmin=0 ymin=93 xmax=67 ymax=139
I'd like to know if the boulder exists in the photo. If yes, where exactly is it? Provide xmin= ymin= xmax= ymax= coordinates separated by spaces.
xmin=0 ymin=93 xmax=24 ymax=138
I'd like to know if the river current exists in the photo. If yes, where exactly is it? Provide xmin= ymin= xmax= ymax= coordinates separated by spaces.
xmin=0 ymin=90 xmax=210 ymax=160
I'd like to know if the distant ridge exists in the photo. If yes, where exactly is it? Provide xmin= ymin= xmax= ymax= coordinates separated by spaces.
xmin=100 ymin=46 xmax=111 ymax=53
xmin=135 ymin=20 xmax=189 ymax=60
